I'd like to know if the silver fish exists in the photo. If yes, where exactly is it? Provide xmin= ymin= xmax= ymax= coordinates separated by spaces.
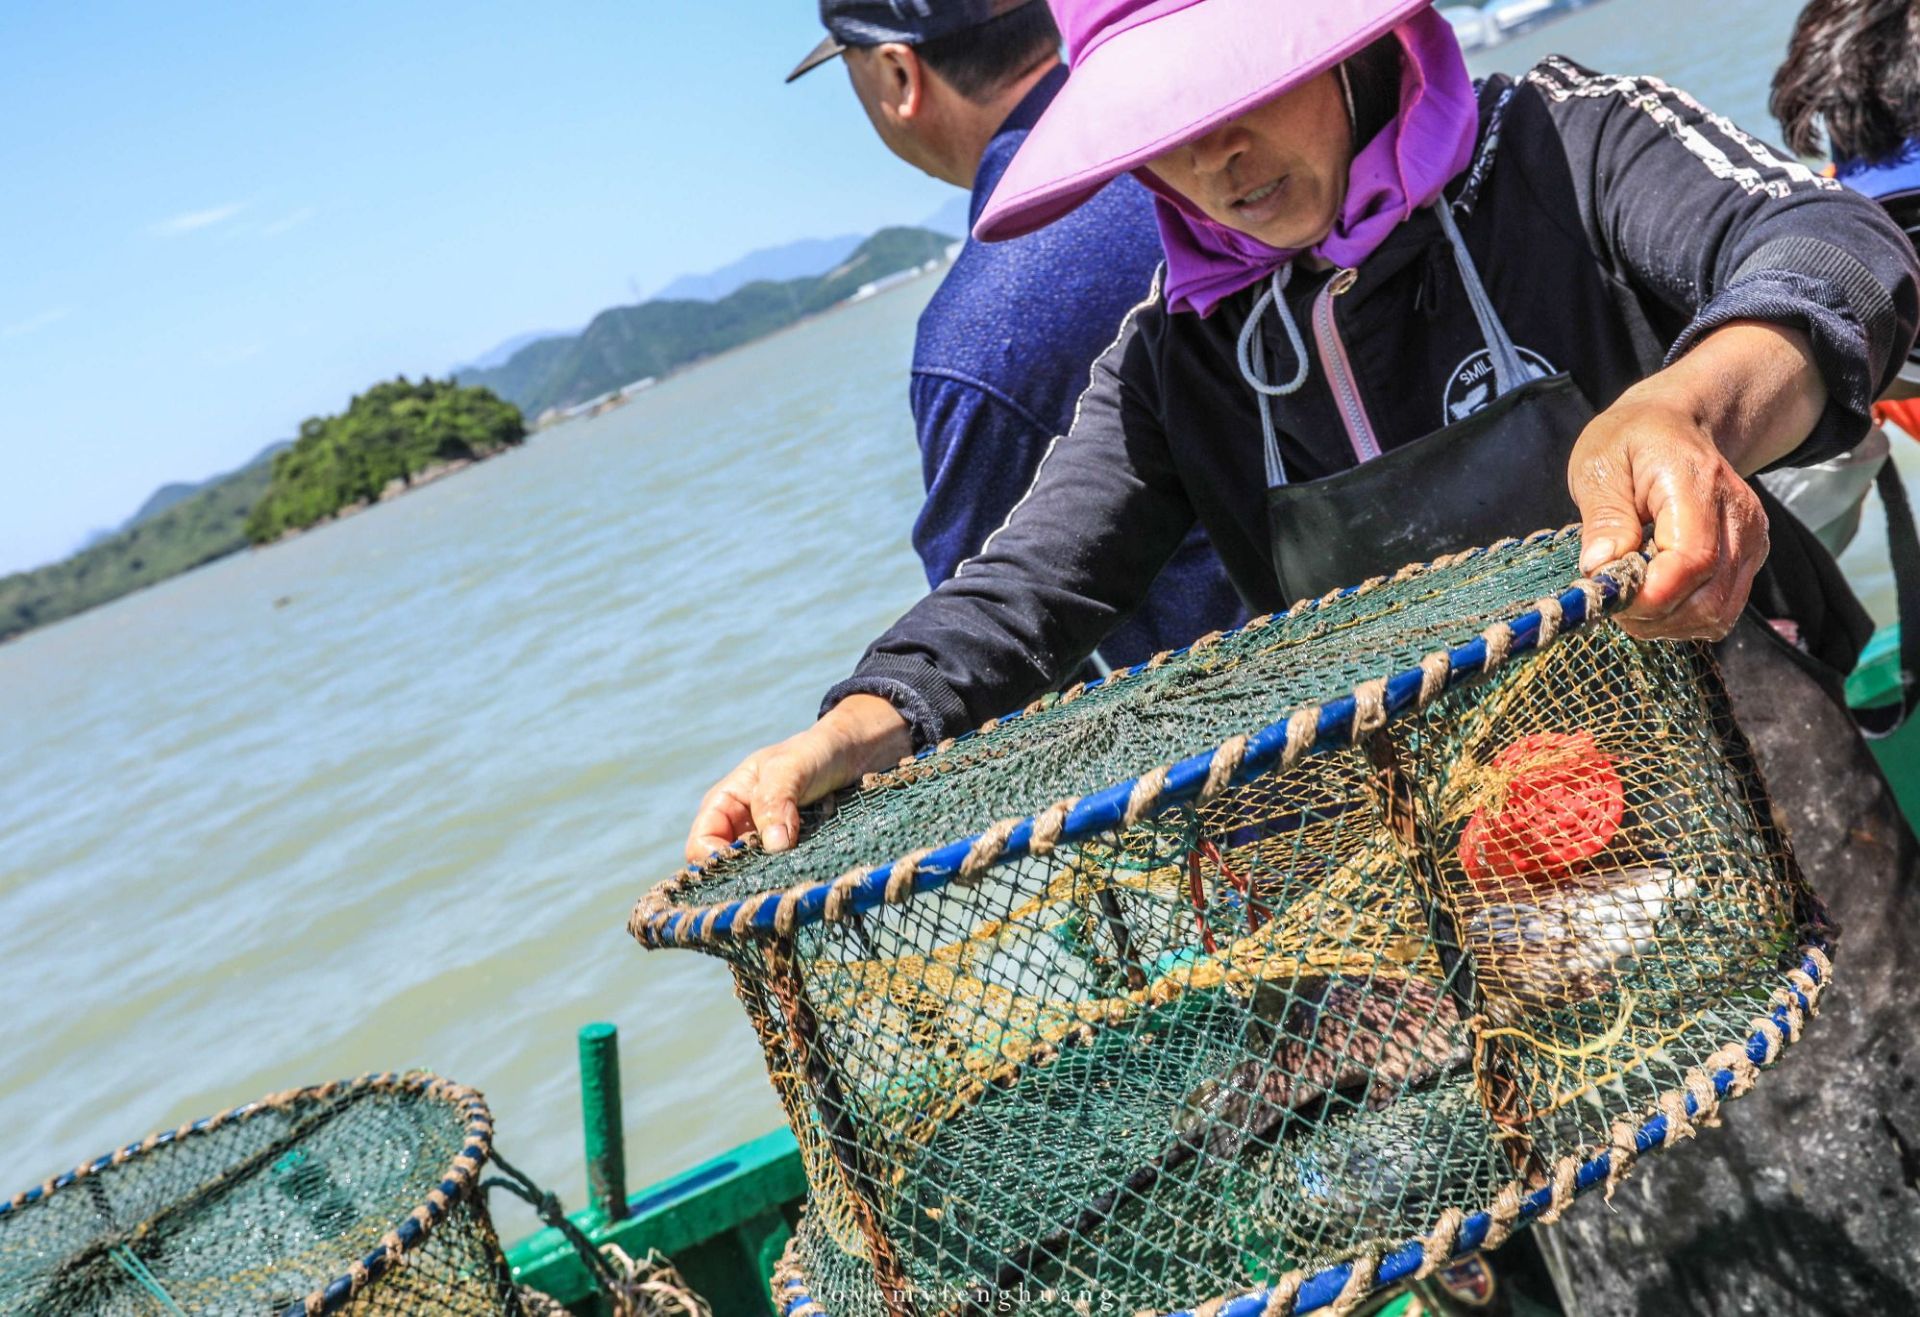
xmin=1463 ymin=865 xmax=1698 ymax=1020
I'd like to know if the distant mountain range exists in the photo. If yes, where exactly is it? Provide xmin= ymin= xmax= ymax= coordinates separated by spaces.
xmin=454 ymin=207 xmax=970 ymax=382
xmin=457 ymin=330 xmax=575 ymax=374
xmin=74 ymin=441 xmax=291 ymax=553
xmin=4 ymin=443 xmax=289 ymax=644
xmin=456 ymin=224 xmax=956 ymax=420
xmin=653 ymin=233 xmax=866 ymax=301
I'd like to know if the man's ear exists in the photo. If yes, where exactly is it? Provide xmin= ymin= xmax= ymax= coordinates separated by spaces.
xmin=872 ymin=42 xmax=927 ymax=125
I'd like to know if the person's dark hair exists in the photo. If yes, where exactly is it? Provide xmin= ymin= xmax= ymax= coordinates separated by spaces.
xmin=1343 ymin=35 xmax=1404 ymax=152
xmin=915 ymin=3 xmax=1061 ymax=103
xmin=1772 ymin=0 xmax=1920 ymax=162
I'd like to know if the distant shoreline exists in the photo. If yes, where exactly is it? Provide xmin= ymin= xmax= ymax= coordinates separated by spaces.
xmin=256 ymin=445 xmax=518 ymax=548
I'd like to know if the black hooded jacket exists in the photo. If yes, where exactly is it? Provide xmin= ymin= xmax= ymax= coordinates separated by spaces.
xmin=829 ymin=57 xmax=1920 ymax=747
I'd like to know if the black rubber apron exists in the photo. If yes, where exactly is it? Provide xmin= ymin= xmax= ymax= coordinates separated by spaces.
xmin=1261 ymin=200 xmax=1594 ymax=603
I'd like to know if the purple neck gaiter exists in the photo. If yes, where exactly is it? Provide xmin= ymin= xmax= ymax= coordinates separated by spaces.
xmin=1147 ymin=7 xmax=1479 ymax=318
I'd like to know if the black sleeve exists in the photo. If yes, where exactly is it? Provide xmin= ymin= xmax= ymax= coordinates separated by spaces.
xmin=823 ymin=275 xmax=1199 ymax=747
xmin=1525 ymin=56 xmax=1920 ymax=463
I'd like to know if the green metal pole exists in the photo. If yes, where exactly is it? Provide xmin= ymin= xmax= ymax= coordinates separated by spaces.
xmin=578 ymin=1022 xmax=628 ymax=1223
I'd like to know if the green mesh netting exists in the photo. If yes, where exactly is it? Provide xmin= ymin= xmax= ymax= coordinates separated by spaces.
xmin=633 ymin=530 xmax=1830 ymax=1317
xmin=0 ymin=1073 xmax=520 ymax=1317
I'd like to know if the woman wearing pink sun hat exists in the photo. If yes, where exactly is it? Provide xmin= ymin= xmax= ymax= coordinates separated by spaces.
xmin=691 ymin=2 xmax=1920 ymax=1310
xmin=973 ymin=0 xmax=1460 ymax=247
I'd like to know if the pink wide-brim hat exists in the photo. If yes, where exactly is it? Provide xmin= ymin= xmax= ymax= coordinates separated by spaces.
xmin=976 ymin=0 xmax=1438 ymax=242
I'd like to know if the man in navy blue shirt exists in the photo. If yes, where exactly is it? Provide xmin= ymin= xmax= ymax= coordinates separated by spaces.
xmin=787 ymin=0 xmax=1241 ymax=674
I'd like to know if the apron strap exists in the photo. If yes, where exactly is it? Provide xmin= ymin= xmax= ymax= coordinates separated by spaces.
xmin=1434 ymin=199 xmax=1535 ymax=401
xmin=1860 ymin=460 xmax=1920 ymax=735
xmin=1453 ymin=84 xmax=1516 ymax=219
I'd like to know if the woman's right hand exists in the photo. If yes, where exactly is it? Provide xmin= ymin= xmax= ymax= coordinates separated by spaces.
xmin=684 ymin=694 xmax=914 ymax=864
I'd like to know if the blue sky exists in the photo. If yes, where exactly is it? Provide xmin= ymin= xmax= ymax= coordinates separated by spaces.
xmin=0 ymin=0 xmax=957 ymax=573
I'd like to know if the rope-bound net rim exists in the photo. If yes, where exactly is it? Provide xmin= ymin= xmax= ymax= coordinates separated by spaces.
xmin=632 ymin=527 xmax=1651 ymax=951
xmin=768 ymin=938 xmax=1831 ymax=1317
xmin=0 ymin=1071 xmax=494 ymax=1317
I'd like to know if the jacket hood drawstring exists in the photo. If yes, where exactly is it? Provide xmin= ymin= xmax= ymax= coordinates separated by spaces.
xmin=1237 ymin=265 xmax=1312 ymax=488
xmin=1240 ymin=196 xmax=1538 ymax=490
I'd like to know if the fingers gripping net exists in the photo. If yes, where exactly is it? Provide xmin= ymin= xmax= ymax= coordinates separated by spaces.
xmin=633 ymin=530 xmax=1831 ymax=1317
xmin=0 ymin=1073 xmax=520 ymax=1316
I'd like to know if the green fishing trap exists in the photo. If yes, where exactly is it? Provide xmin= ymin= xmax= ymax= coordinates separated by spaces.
xmin=0 ymin=1073 xmax=520 ymax=1317
xmin=631 ymin=529 xmax=1832 ymax=1317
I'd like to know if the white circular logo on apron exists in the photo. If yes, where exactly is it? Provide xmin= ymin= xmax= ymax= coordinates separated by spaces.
xmin=1443 ymin=347 xmax=1556 ymax=425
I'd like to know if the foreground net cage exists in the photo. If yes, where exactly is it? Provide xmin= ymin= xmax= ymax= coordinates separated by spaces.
xmin=631 ymin=528 xmax=1833 ymax=1317
xmin=0 ymin=1072 xmax=519 ymax=1316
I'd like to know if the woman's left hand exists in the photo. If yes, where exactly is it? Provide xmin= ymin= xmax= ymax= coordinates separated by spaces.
xmin=1567 ymin=321 xmax=1826 ymax=641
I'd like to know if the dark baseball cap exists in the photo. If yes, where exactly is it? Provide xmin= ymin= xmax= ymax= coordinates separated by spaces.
xmin=786 ymin=0 xmax=1041 ymax=83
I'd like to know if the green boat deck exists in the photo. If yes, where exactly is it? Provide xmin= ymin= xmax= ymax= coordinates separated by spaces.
xmin=507 ymin=1124 xmax=805 ymax=1314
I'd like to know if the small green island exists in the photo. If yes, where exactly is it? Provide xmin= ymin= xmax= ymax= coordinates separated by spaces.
xmin=245 ymin=377 xmax=525 ymax=543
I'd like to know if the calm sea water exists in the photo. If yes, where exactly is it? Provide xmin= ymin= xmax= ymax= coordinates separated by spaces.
xmin=0 ymin=0 xmax=1904 ymax=1244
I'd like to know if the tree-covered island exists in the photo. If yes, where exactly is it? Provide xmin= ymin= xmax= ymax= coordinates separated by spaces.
xmin=245 ymin=377 xmax=525 ymax=543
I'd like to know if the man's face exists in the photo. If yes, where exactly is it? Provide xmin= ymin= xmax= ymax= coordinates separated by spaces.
xmin=842 ymin=44 xmax=943 ymax=178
